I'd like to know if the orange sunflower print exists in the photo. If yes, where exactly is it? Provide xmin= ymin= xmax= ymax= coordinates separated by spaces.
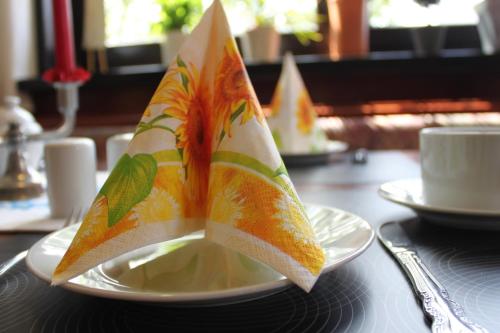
xmin=161 ymin=58 xmax=213 ymax=215
xmin=296 ymin=89 xmax=316 ymax=135
xmin=269 ymin=82 xmax=282 ymax=117
xmin=214 ymin=39 xmax=264 ymax=139
xmin=143 ymin=68 xmax=183 ymax=117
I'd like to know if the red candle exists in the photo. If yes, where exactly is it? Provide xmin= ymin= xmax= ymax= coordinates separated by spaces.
xmin=52 ymin=0 xmax=76 ymax=75
xmin=42 ymin=0 xmax=90 ymax=83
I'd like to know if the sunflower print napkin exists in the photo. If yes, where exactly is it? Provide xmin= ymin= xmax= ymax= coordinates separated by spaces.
xmin=52 ymin=0 xmax=325 ymax=292
xmin=267 ymin=52 xmax=327 ymax=154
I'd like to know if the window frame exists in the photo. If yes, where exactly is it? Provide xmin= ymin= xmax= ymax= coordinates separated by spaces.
xmin=34 ymin=0 xmax=482 ymax=74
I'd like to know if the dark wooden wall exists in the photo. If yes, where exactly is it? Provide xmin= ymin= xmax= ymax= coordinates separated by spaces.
xmin=19 ymin=51 xmax=500 ymax=129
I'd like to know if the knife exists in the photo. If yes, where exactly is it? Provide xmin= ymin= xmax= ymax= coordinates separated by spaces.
xmin=378 ymin=222 xmax=489 ymax=333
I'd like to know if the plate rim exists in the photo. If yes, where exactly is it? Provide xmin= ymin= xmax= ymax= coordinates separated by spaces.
xmin=280 ymin=140 xmax=348 ymax=158
xmin=378 ymin=178 xmax=500 ymax=217
xmin=26 ymin=204 xmax=374 ymax=303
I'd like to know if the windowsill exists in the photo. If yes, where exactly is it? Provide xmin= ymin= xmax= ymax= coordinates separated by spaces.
xmin=20 ymin=48 xmax=489 ymax=89
xmin=106 ymin=47 xmax=484 ymax=73
xmin=18 ymin=49 xmax=500 ymax=127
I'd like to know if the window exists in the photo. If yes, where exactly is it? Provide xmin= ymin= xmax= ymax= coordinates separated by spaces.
xmin=32 ymin=0 xmax=484 ymax=75
xmin=105 ymin=0 xmax=162 ymax=46
xmin=370 ymin=0 xmax=483 ymax=28
xmin=104 ymin=0 xmax=318 ymax=47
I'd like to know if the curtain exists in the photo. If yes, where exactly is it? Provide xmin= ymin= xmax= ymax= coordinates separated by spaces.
xmin=0 ymin=0 xmax=38 ymax=104
xmin=83 ymin=0 xmax=106 ymax=50
xmin=0 ymin=0 xmax=15 ymax=102
xmin=326 ymin=0 xmax=369 ymax=60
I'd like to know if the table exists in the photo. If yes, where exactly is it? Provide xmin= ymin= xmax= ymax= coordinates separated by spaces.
xmin=1 ymin=151 xmax=498 ymax=333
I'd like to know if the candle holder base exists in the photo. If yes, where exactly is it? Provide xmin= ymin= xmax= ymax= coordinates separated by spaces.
xmin=0 ymin=175 xmax=44 ymax=201
xmin=0 ymin=123 xmax=44 ymax=201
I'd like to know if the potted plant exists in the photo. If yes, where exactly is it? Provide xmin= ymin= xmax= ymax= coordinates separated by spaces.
xmin=240 ymin=0 xmax=323 ymax=63
xmin=239 ymin=0 xmax=280 ymax=63
xmin=410 ymin=0 xmax=445 ymax=57
xmin=152 ymin=0 xmax=202 ymax=65
xmin=285 ymin=11 xmax=323 ymax=46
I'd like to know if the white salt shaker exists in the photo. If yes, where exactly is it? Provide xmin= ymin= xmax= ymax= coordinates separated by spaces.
xmin=44 ymin=137 xmax=97 ymax=219
xmin=106 ymin=132 xmax=133 ymax=171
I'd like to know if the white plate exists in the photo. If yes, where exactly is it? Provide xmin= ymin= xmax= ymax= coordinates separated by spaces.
xmin=281 ymin=141 xmax=348 ymax=167
xmin=378 ymin=178 xmax=500 ymax=230
xmin=26 ymin=205 xmax=373 ymax=306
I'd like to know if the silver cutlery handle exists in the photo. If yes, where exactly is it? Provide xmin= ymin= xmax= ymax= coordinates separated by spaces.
xmin=395 ymin=251 xmax=489 ymax=333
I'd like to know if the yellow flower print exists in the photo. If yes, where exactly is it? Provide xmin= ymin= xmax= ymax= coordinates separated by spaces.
xmin=208 ymin=164 xmax=324 ymax=275
xmin=54 ymin=195 xmax=138 ymax=275
xmin=209 ymin=184 xmax=244 ymax=226
xmin=269 ymin=82 xmax=282 ymax=117
xmin=132 ymin=187 xmax=179 ymax=224
xmin=154 ymin=58 xmax=213 ymax=215
xmin=296 ymin=89 xmax=316 ymax=135
xmin=214 ymin=39 xmax=264 ymax=139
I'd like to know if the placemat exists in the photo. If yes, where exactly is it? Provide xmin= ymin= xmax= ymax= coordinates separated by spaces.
xmin=1 ymin=152 xmax=498 ymax=332
xmin=0 ymin=172 xmax=108 ymax=233
xmin=0 ymin=197 xmax=63 ymax=232
xmin=1 ymin=217 xmax=499 ymax=333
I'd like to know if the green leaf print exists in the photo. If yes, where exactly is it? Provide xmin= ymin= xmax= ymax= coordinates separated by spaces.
xmin=271 ymin=129 xmax=283 ymax=150
xmin=176 ymin=57 xmax=186 ymax=68
xmin=180 ymin=73 xmax=189 ymax=92
xmin=273 ymin=162 xmax=288 ymax=178
xmin=100 ymin=154 xmax=157 ymax=227
xmin=230 ymin=102 xmax=246 ymax=123
xmin=218 ymin=102 xmax=247 ymax=145
xmin=134 ymin=114 xmax=174 ymax=137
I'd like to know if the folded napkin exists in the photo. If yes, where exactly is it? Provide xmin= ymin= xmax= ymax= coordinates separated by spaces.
xmin=267 ymin=53 xmax=327 ymax=154
xmin=52 ymin=0 xmax=325 ymax=292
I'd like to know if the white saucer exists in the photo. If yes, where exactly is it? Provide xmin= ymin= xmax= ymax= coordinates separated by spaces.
xmin=378 ymin=178 xmax=500 ymax=230
xmin=26 ymin=204 xmax=374 ymax=306
xmin=281 ymin=140 xmax=348 ymax=166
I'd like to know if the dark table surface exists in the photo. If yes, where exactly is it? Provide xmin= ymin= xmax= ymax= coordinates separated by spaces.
xmin=1 ymin=150 xmax=499 ymax=333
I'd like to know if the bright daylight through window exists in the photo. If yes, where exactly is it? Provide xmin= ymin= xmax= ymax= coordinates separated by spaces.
xmin=104 ymin=0 xmax=483 ymax=47
xmin=369 ymin=0 xmax=482 ymax=27
xmin=104 ymin=0 xmax=318 ymax=47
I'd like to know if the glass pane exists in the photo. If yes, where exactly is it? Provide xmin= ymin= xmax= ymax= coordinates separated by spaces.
xmin=104 ymin=0 xmax=318 ymax=47
xmin=105 ymin=0 xmax=162 ymax=46
xmin=370 ymin=0 xmax=483 ymax=28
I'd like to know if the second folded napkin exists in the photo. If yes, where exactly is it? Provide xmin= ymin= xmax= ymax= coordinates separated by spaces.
xmin=52 ymin=1 xmax=325 ymax=292
xmin=267 ymin=53 xmax=327 ymax=154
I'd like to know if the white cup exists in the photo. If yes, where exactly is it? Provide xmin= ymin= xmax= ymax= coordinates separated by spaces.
xmin=44 ymin=137 xmax=97 ymax=219
xmin=106 ymin=133 xmax=133 ymax=171
xmin=420 ymin=127 xmax=500 ymax=212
